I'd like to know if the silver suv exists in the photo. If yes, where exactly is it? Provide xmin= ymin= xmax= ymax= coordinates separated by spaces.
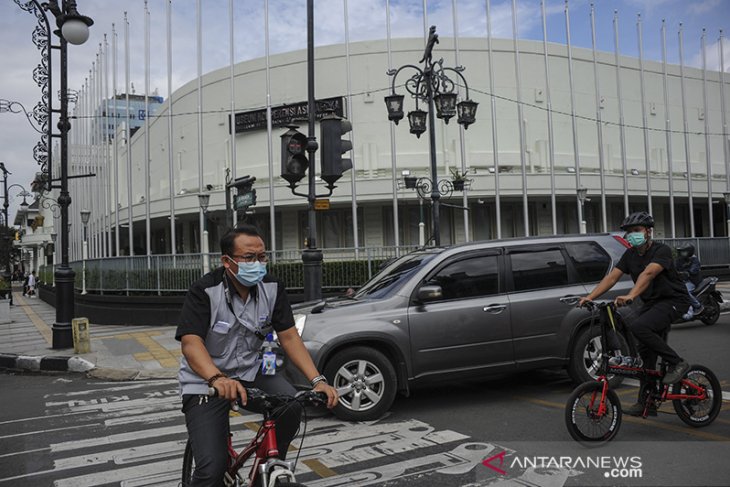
xmin=286 ymin=234 xmax=633 ymax=421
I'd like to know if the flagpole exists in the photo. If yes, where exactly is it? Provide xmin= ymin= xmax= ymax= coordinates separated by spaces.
xmin=565 ymin=0 xmax=583 ymax=231
xmin=144 ymin=0 xmax=151 ymax=254
xmin=112 ymin=24 xmax=120 ymax=256
xmin=701 ymin=29 xmax=714 ymax=237
xmin=264 ymin=0 xmax=275 ymax=250
xmin=512 ymin=0 xmax=529 ymax=236
xmin=167 ymin=0 xmax=176 ymax=254
xmin=637 ymin=13 xmax=653 ymax=215
xmin=344 ymin=0 xmax=359 ymax=253
xmin=451 ymin=0 xmax=470 ymax=242
xmin=385 ymin=0 xmax=401 ymax=251
xmin=661 ymin=20 xmax=676 ymax=238
xmin=720 ymin=30 xmax=729 ymax=205
xmin=541 ymin=0 xmax=557 ymax=235
xmin=591 ymin=3 xmax=607 ymax=232
xmin=125 ymin=12 xmax=134 ymax=255
xmin=679 ymin=23 xmax=695 ymax=237
xmin=196 ymin=0 xmax=205 ymax=254
xmin=487 ymin=0 xmax=502 ymax=239
xmin=614 ymin=10 xmax=629 ymax=217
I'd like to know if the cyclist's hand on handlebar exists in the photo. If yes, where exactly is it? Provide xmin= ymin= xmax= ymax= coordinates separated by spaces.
xmin=313 ymin=382 xmax=339 ymax=409
xmin=577 ymin=296 xmax=592 ymax=308
xmin=614 ymin=295 xmax=634 ymax=307
xmin=213 ymin=377 xmax=247 ymax=405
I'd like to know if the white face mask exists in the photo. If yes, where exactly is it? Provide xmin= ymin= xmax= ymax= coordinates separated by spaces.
xmin=226 ymin=256 xmax=267 ymax=287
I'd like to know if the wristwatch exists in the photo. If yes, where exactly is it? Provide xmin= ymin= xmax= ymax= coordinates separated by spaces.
xmin=310 ymin=375 xmax=328 ymax=387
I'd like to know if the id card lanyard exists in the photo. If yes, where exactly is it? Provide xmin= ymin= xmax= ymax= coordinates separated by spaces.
xmin=222 ymin=274 xmax=268 ymax=341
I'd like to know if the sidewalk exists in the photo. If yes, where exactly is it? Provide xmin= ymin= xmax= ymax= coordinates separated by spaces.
xmin=0 ymin=288 xmax=180 ymax=380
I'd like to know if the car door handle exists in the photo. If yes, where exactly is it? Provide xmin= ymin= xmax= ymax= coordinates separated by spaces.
xmin=560 ymin=296 xmax=580 ymax=305
xmin=483 ymin=304 xmax=507 ymax=313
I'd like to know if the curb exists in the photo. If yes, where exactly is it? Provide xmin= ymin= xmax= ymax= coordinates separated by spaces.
xmin=0 ymin=353 xmax=95 ymax=373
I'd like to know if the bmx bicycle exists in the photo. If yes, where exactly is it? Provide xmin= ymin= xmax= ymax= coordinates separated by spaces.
xmin=565 ymin=300 xmax=722 ymax=444
xmin=182 ymin=387 xmax=328 ymax=487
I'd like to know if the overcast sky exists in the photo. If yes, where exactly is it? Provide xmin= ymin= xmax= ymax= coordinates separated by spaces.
xmin=1 ymin=0 xmax=728 ymax=219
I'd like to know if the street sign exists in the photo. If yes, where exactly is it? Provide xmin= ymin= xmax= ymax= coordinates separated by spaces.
xmin=234 ymin=190 xmax=255 ymax=210
xmin=314 ymin=199 xmax=330 ymax=211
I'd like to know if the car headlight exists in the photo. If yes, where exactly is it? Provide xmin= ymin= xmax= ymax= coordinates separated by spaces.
xmin=294 ymin=313 xmax=307 ymax=336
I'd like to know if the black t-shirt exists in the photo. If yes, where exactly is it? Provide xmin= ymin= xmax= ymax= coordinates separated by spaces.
xmin=175 ymin=267 xmax=294 ymax=341
xmin=616 ymin=242 xmax=690 ymax=305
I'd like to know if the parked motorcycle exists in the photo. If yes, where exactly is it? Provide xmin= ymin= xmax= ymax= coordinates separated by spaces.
xmin=676 ymin=276 xmax=723 ymax=326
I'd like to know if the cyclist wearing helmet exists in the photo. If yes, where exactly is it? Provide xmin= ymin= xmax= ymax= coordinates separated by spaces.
xmin=675 ymin=243 xmax=703 ymax=320
xmin=578 ymin=211 xmax=691 ymax=416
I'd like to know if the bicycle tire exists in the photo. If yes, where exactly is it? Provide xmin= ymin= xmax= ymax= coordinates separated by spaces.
xmin=672 ymin=364 xmax=722 ymax=427
xmin=565 ymin=381 xmax=622 ymax=444
xmin=181 ymin=440 xmax=195 ymax=487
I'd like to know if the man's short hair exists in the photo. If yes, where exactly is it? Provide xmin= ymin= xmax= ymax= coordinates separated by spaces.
xmin=220 ymin=225 xmax=264 ymax=256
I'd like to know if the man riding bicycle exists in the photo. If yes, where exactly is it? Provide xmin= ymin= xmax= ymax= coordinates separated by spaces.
xmin=578 ymin=211 xmax=691 ymax=416
xmin=176 ymin=225 xmax=338 ymax=486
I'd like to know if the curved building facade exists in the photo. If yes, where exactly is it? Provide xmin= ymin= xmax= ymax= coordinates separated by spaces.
xmin=52 ymin=36 xmax=729 ymax=259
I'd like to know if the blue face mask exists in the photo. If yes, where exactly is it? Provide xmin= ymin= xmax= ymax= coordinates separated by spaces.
xmin=228 ymin=259 xmax=267 ymax=287
xmin=626 ymin=231 xmax=647 ymax=247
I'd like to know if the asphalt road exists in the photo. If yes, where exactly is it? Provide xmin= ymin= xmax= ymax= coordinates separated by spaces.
xmin=1 ymin=314 xmax=729 ymax=487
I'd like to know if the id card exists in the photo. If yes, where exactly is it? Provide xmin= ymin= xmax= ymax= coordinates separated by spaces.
xmin=261 ymin=351 xmax=277 ymax=375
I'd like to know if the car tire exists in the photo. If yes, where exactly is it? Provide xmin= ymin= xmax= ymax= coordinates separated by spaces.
xmin=324 ymin=346 xmax=397 ymax=422
xmin=568 ymin=326 xmax=625 ymax=388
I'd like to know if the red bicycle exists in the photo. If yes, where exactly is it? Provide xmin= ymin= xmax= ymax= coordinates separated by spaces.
xmin=182 ymin=387 xmax=327 ymax=487
xmin=565 ymin=300 xmax=722 ymax=444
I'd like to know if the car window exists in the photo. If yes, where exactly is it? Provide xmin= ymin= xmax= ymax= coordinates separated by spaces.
xmin=565 ymin=242 xmax=611 ymax=283
xmin=355 ymin=251 xmax=439 ymax=299
xmin=510 ymin=248 xmax=569 ymax=291
xmin=426 ymin=254 xmax=499 ymax=300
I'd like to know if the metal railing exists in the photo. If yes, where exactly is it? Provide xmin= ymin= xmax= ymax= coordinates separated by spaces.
xmin=656 ymin=237 xmax=730 ymax=267
xmin=38 ymin=245 xmax=421 ymax=295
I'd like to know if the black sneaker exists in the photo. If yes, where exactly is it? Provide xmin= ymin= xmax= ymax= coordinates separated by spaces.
xmin=664 ymin=360 xmax=690 ymax=384
xmin=624 ymin=402 xmax=657 ymax=417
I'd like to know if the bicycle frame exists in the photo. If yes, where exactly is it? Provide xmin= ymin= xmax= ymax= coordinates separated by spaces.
xmin=224 ymin=417 xmax=295 ymax=487
xmin=590 ymin=302 xmax=707 ymax=413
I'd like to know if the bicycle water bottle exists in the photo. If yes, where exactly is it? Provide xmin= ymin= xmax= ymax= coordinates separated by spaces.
xmin=261 ymin=333 xmax=276 ymax=376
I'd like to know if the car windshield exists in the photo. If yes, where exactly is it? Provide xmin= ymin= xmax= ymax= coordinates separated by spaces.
xmin=354 ymin=251 xmax=440 ymax=299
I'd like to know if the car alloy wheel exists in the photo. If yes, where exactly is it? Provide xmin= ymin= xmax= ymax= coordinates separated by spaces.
xmin=333 ymin=359 xmax=385 ymax=412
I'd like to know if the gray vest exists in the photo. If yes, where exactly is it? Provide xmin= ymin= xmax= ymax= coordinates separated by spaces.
xmin=178 ymin=280 xmax=279 ymax=395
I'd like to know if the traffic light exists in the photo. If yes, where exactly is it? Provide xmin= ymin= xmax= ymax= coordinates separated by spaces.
xmin=320 ymin=114 xmax=353 ymax=186
xmin=280 ymin=127 xmax=308 ymax=185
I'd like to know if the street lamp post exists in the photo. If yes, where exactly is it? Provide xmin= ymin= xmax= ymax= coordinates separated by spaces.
xmin=80 ymin=209 xmax=90 ymax=295
xmin=577 ymin=187 xmax=588 ymax=234
xmin=50 ymin=232 xmax=57 ymax=287
xmin=722 ymin=192 xmax=730 ymax=237
xmin=14 ymin=0 xmax=93 ymax=348
xmin=0 ymin=163 xmax=11 ymax=304
xmin=198 ymin=193 xmax=210 ymax=275
xmin=385 ymin=26 xmax=478 ymax=246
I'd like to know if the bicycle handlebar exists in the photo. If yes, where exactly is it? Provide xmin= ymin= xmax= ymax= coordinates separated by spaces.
xmin=580 ymin=298 xmax=633 ymax=311
xmin=207 ymin=386 xmax=328 ymax=409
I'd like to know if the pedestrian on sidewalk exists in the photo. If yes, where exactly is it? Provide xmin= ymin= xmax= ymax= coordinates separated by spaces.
xmin=27 ymin=271 xmax=36 ymax=297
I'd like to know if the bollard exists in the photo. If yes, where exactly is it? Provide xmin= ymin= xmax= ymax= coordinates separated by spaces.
xmin=72 ymin=318 xmax=91 ymax=354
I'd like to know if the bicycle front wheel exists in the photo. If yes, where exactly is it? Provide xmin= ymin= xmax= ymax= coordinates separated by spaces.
xmin=565 ymin=381 xmax=622 ymax=444
xmin=181 ymin=440 xmax=195 ymax=487
xmin=672 ymin=364 xmax=722 ymax=427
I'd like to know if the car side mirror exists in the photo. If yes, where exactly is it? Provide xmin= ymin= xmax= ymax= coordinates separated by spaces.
xmin=417 ymin=285 xmax=443 ymax=302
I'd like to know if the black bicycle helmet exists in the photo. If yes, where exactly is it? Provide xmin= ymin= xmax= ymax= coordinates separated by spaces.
xmin=620 ymin=211 xmax=655 ymax=231
xmin=676 ymin=243 xmax=695 ymax=257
